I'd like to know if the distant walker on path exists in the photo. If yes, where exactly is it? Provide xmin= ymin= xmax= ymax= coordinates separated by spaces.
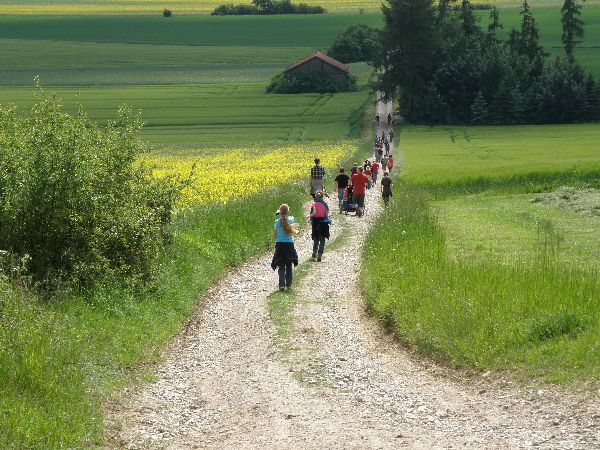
xmin=271 ymin=204 xmax=298 ymax=291
xmin=309 ymin=158 xmax=325 ymax=198
xmin=381 ymin=171 xmax=392 ymax=207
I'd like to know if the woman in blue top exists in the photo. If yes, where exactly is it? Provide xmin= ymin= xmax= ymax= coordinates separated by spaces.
xmin=270 ymin=203 xmax=298 ymax=291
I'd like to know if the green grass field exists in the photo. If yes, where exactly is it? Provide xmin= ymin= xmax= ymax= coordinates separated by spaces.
xmin=400 ymin=124 xmax=600 ymax=186
xmin=436 ymin=193 xmax=600 ymax=271
xmin=0 ymin=14 xmax=381 ymax=86
xmin=0 ymin=7 xmax=598 ymax=88
xmin=0 ymin=85 xmax=369 ymax=145
xmin=364 ymin=124 xmax=600 ymax=382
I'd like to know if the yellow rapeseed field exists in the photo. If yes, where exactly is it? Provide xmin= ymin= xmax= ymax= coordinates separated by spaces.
xmin=142 ymin=141 xmax=356 ymax=205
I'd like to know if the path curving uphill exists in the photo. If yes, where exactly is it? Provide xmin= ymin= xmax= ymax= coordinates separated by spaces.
xmin=106 ymin=100 xmax=599 ymax=449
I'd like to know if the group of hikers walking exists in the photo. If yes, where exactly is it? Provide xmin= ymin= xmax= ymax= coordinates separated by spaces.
xmin=271 ymin=152 xmax=393 ymax=291
xmin=271 ymin=104 xmax=395 ymax=291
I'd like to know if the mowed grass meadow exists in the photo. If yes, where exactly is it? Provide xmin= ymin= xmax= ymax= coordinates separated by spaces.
xmin=363 ymin=124 xmax=600 ymax=382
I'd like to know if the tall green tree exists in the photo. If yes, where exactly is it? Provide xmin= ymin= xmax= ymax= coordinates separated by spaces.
xmin=488 ymin=5 xmax=503 ymax=36
xmin=376 ymin=0 xmax=437 ymax=119
xmin=561 ymin=0 xmax=585 ymax=59
xmin=509 ymin=0 xmax=544 ymax=61
xmin=327 ymin=24 xmax=380 ymax=63
xmin=460 ymin=0 xmax=479 ymax=36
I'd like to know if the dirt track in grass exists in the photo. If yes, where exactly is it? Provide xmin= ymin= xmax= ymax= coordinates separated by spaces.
xmin=105 ymin=100 xmax=600 ymax=449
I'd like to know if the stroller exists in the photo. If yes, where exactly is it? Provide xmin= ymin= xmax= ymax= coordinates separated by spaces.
xmin=342 ymin=185 xmax=358 ymax=215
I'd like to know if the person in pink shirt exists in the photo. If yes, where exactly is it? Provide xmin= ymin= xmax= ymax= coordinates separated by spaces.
xmin=309 ymin=191 xmax=331 ymax=261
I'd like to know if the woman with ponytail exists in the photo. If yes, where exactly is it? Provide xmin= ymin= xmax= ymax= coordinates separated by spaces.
xmin=271 ymin=203 xmax=299 ymax=291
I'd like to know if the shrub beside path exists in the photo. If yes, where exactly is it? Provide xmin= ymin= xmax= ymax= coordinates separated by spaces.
xmin=106 ymin=100 xmax=599 ymax=449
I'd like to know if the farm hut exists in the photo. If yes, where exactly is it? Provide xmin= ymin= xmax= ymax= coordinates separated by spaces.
xmin=285 ymin=51 xmax=350 ymax=91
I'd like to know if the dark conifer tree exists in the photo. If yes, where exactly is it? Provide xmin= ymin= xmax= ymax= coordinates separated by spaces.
xmin=470 ymin=91 xmax=488 ymax=123
xmin=376 ymin=0 xmax=437 ymax=120
xmin=561 ymin=0 xmax=585 ymax=59
xmin=488 ymin=5 xmax=502 ymax=35
xmin=460 ymin=0 xmax=479 ymax=36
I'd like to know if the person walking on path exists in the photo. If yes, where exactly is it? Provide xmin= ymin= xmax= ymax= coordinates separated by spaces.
xmin=387 ymin=112 xmax=392 ymax=126
xmin=351 ymin=167 xmax=369 ymax=217
xmin=380 ymin=171 xmax=393 ymax=207
xmin=387 ymin=154 xmax=395 ymax=173
xmin=371 ymin=160 xmax=380 ymax=185
xmin=389 ymin=129 xmax=394 ymax=143
xmin=334 ymin=167 xmax=349 ymax=213
xmin=381 ymin=154 xmax=388 ymax=173
xmin=271 ymin=204 xmax=298 ymax=291
xmin=375 ymin=114 xmax=380 ymax=125
xmin=309 ymin=191 xmax=331 ymax=261
xmin=350 ymin=163 xmax=359 ymax=176
xmin=309 ymin=158 xmax=325 ymax=198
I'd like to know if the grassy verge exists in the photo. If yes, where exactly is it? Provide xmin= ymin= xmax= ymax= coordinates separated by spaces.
xmin=0 ymin=183 xmax=308 ymax=449
xmin=363 ymin=185 xmax=600 ymax=383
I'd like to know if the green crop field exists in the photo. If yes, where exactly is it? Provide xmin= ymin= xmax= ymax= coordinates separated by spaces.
xmin=0 ymin=14 xmax=380 ymax=86
xmin=399 ymin=124 xmax=600 ymax=186
xmin=0 ymin=85 xmax=369 ymax=145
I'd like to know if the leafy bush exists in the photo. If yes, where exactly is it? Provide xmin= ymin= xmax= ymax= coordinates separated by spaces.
xmin=0 ymin=87 xmax=183 ymax=289
xmin=327 ymin=24 xmax=380 ymax=64
xmin=163 ymin=8 xmax=173 ymax=17
xmin=266 ymin=72 xmax=355 ymax=94
xmin=211 ymin=0 xmax=325 ymax=15
xmin=211 ymin=3 xmax=259 ymax=15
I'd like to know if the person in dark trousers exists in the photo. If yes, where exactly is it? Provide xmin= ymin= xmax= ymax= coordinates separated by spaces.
xmin=351 ymin=167 xmax=369 ymax=217
xmin=271 ymin=204 xmax=298 ymax=291
xmin=309 ymin=191 xmax=331 ymax=261
xmin=381 ymin=171 xmax=393 ymax=207
xmin=309 ymin=158 xmax=325 ymax=199
xmin=387 ymin=112 xmax=392 ymax=125
xmin=334 ymin=167 xmax=349 ymax=212
xmin=375 ymin=114 xmax=380 ymax=125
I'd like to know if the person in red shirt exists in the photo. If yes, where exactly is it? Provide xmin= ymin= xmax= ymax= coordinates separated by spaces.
xmin=351 ymin=167 xmax=369 ymax=217
xmin=370 ymin=161 xmax=380 ymax=185
xmin=364 ymin=166 xmax=373 ymax=190
xmin=387 ymin=154 xmax=395 ymax=173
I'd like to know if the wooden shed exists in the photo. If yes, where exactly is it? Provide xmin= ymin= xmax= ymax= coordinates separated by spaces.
xmin=285 ymin=51 xmax=350 ymax=91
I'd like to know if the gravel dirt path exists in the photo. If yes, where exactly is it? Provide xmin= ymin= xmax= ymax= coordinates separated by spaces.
xmin=105 ymin=100 xmax=599 ymax=449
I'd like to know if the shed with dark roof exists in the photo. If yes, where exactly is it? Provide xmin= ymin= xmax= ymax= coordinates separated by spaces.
xmin=285 ymin=51 xmax=350 ymax=91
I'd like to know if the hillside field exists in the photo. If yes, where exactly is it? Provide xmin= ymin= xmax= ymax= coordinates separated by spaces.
xmin=0 ymin=85 xmax=369 ymax=146
xmin=364 ymin=124 xmax=600 ymax=381
xmin=0 ymin=8 xmax=597 ymax=88
xmin=400 ymin=124 xmax=600 ymax=186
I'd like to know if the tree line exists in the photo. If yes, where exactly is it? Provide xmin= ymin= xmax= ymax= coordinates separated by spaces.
xmin=212 ymin=0 xmax=325 ymax=15
xmin=374 ymin=0 xmax=600 ymax=124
